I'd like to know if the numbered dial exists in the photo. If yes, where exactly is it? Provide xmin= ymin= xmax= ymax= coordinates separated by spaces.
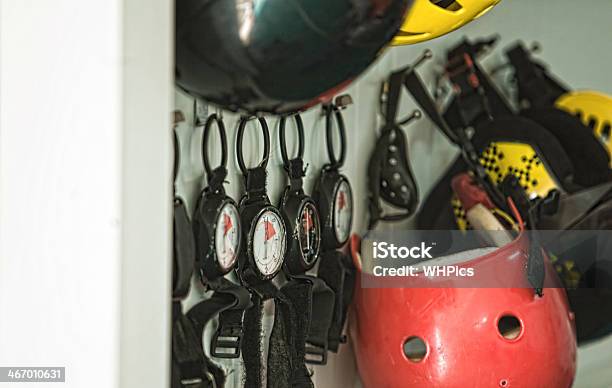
xmin=297 ymin=202 xmax=321 ymax=266
xmin=252 ymin=210 xmax=286 ymax=278
xmin=333 ymin=180 xmax=353 ymax=245
xmin=214 ymin=202 xmax=241 ymax=272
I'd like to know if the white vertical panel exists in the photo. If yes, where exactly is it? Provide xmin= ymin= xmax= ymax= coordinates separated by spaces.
xmin=0 ymin=0 xmax=173 ymax=387
xmin=118 ymin=0 xmax=173 ymax=387
xmin=0 ymin=1 xmax=122 ymax=387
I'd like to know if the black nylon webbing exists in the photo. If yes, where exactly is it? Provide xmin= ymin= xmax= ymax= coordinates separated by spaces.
xmin=443 ymin=43 xmax=513 ymax=130
xmin=241 ymin=295 xmax=264 ymax=388
xmin=241 ymin=279 xmax=315 ymax=388
xmin=316 ymin=251 xmax=356 ymax=352
xmin=298 ymin=276 xmax=335 ymax=365
xmin=244 ymin=167 xmax=268 ymax=202
xmin=279 ymin=281 xmax=313 ymax=386
xmin=505 ymin=43 xmax=568 ymax=109
xmin=172 ymin=302 xmax=216 ymax=388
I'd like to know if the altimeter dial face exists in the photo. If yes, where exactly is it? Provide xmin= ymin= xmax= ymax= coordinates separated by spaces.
xmin=297 ymin=202 xmax=321 ymax=266
xmin=214 ymin=202 xmax=240 ymax=272
xmin=333 ymin=180 xmax=353 ymax=245
xmin=252 ymin=209 xmax=286 ymax=278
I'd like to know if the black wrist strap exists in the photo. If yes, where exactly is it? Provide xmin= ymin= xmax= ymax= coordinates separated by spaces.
xmin=173 ymin=281 xmax=250 ymax=388
xmin=241 ymin=293 xmax=265 ymax=388
xmin=240 ymin=280 xmax=317 ymax=388
xmin=171 ymin=302 xmax=217 ymax=388
xmin=195 ymin=278 xmax=252 ymax=360
xmin=272 ymin=280 xmax=315 ymax=388
xmin=316 ymin=250 xmax=356 ymax=352
xmin=294 ymin=275 xmax=335 ymax=365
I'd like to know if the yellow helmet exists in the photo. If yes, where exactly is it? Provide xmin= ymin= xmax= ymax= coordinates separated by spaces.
xmin=451 ymin=141 xmax=561 ymax=231
xmin=391 ymin=0 xmax=501 ymax=46
xmin=556 ymin=91 xmax=612 ymax=161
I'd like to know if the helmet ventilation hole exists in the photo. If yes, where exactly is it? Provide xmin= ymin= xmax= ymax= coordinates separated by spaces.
xmin=497 ymin=315 xmax=522 ymax=341
xmin=588 ymin=116 xmax=598 ymax=129
xmin=403 ymin=336 xmax=427 ymax=362
xmin=601 ymin=122 xmax=611 ymax=141
xmin=499 ymin=379 xmax=509 ymax=387
xmin=574 ymin=110 xmax=583 ymax=120
xmin=431 ymin=0 xmax=463 ymax=11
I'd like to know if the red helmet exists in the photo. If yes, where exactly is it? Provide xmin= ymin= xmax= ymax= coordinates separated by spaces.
xmin=349 ymin=228 xmax=577 ymax=387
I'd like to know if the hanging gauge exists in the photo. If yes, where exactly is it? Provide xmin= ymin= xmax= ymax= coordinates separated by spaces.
xmin=314 ymin=104 xmax=354 ymax=251
xmin=236 ymin=116 xmax=288 ymax=283
xmin=278 ymin=114 xmax=322 ymax=274
xmin=192 ymin=113 xmax=241 ymax=281
xmin=251 ymin=209 xmax=286 ymax=278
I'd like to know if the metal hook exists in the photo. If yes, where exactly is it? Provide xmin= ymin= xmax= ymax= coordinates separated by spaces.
xmin=411 ymin=49 xmax=433 ymax=70
xmin=397 ymin=109 xmax=422 ymax=126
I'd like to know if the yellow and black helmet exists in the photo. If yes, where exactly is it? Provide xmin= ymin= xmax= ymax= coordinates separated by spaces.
xmin=392 ymin=0 xmax=501 ymax=46
xmin=418 ymin=116 xmax=577 ymax=230
xmin=505 ymin=43 xmax=612 ymax=166
xmin=556 ymin=91 xmax=612 ymax=161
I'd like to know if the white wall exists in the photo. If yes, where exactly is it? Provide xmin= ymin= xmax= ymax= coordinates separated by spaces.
xmin=174 ymin=1 xmax=612 ymax=387
xmin=0 ymin=1 xmax=172 ymax=388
